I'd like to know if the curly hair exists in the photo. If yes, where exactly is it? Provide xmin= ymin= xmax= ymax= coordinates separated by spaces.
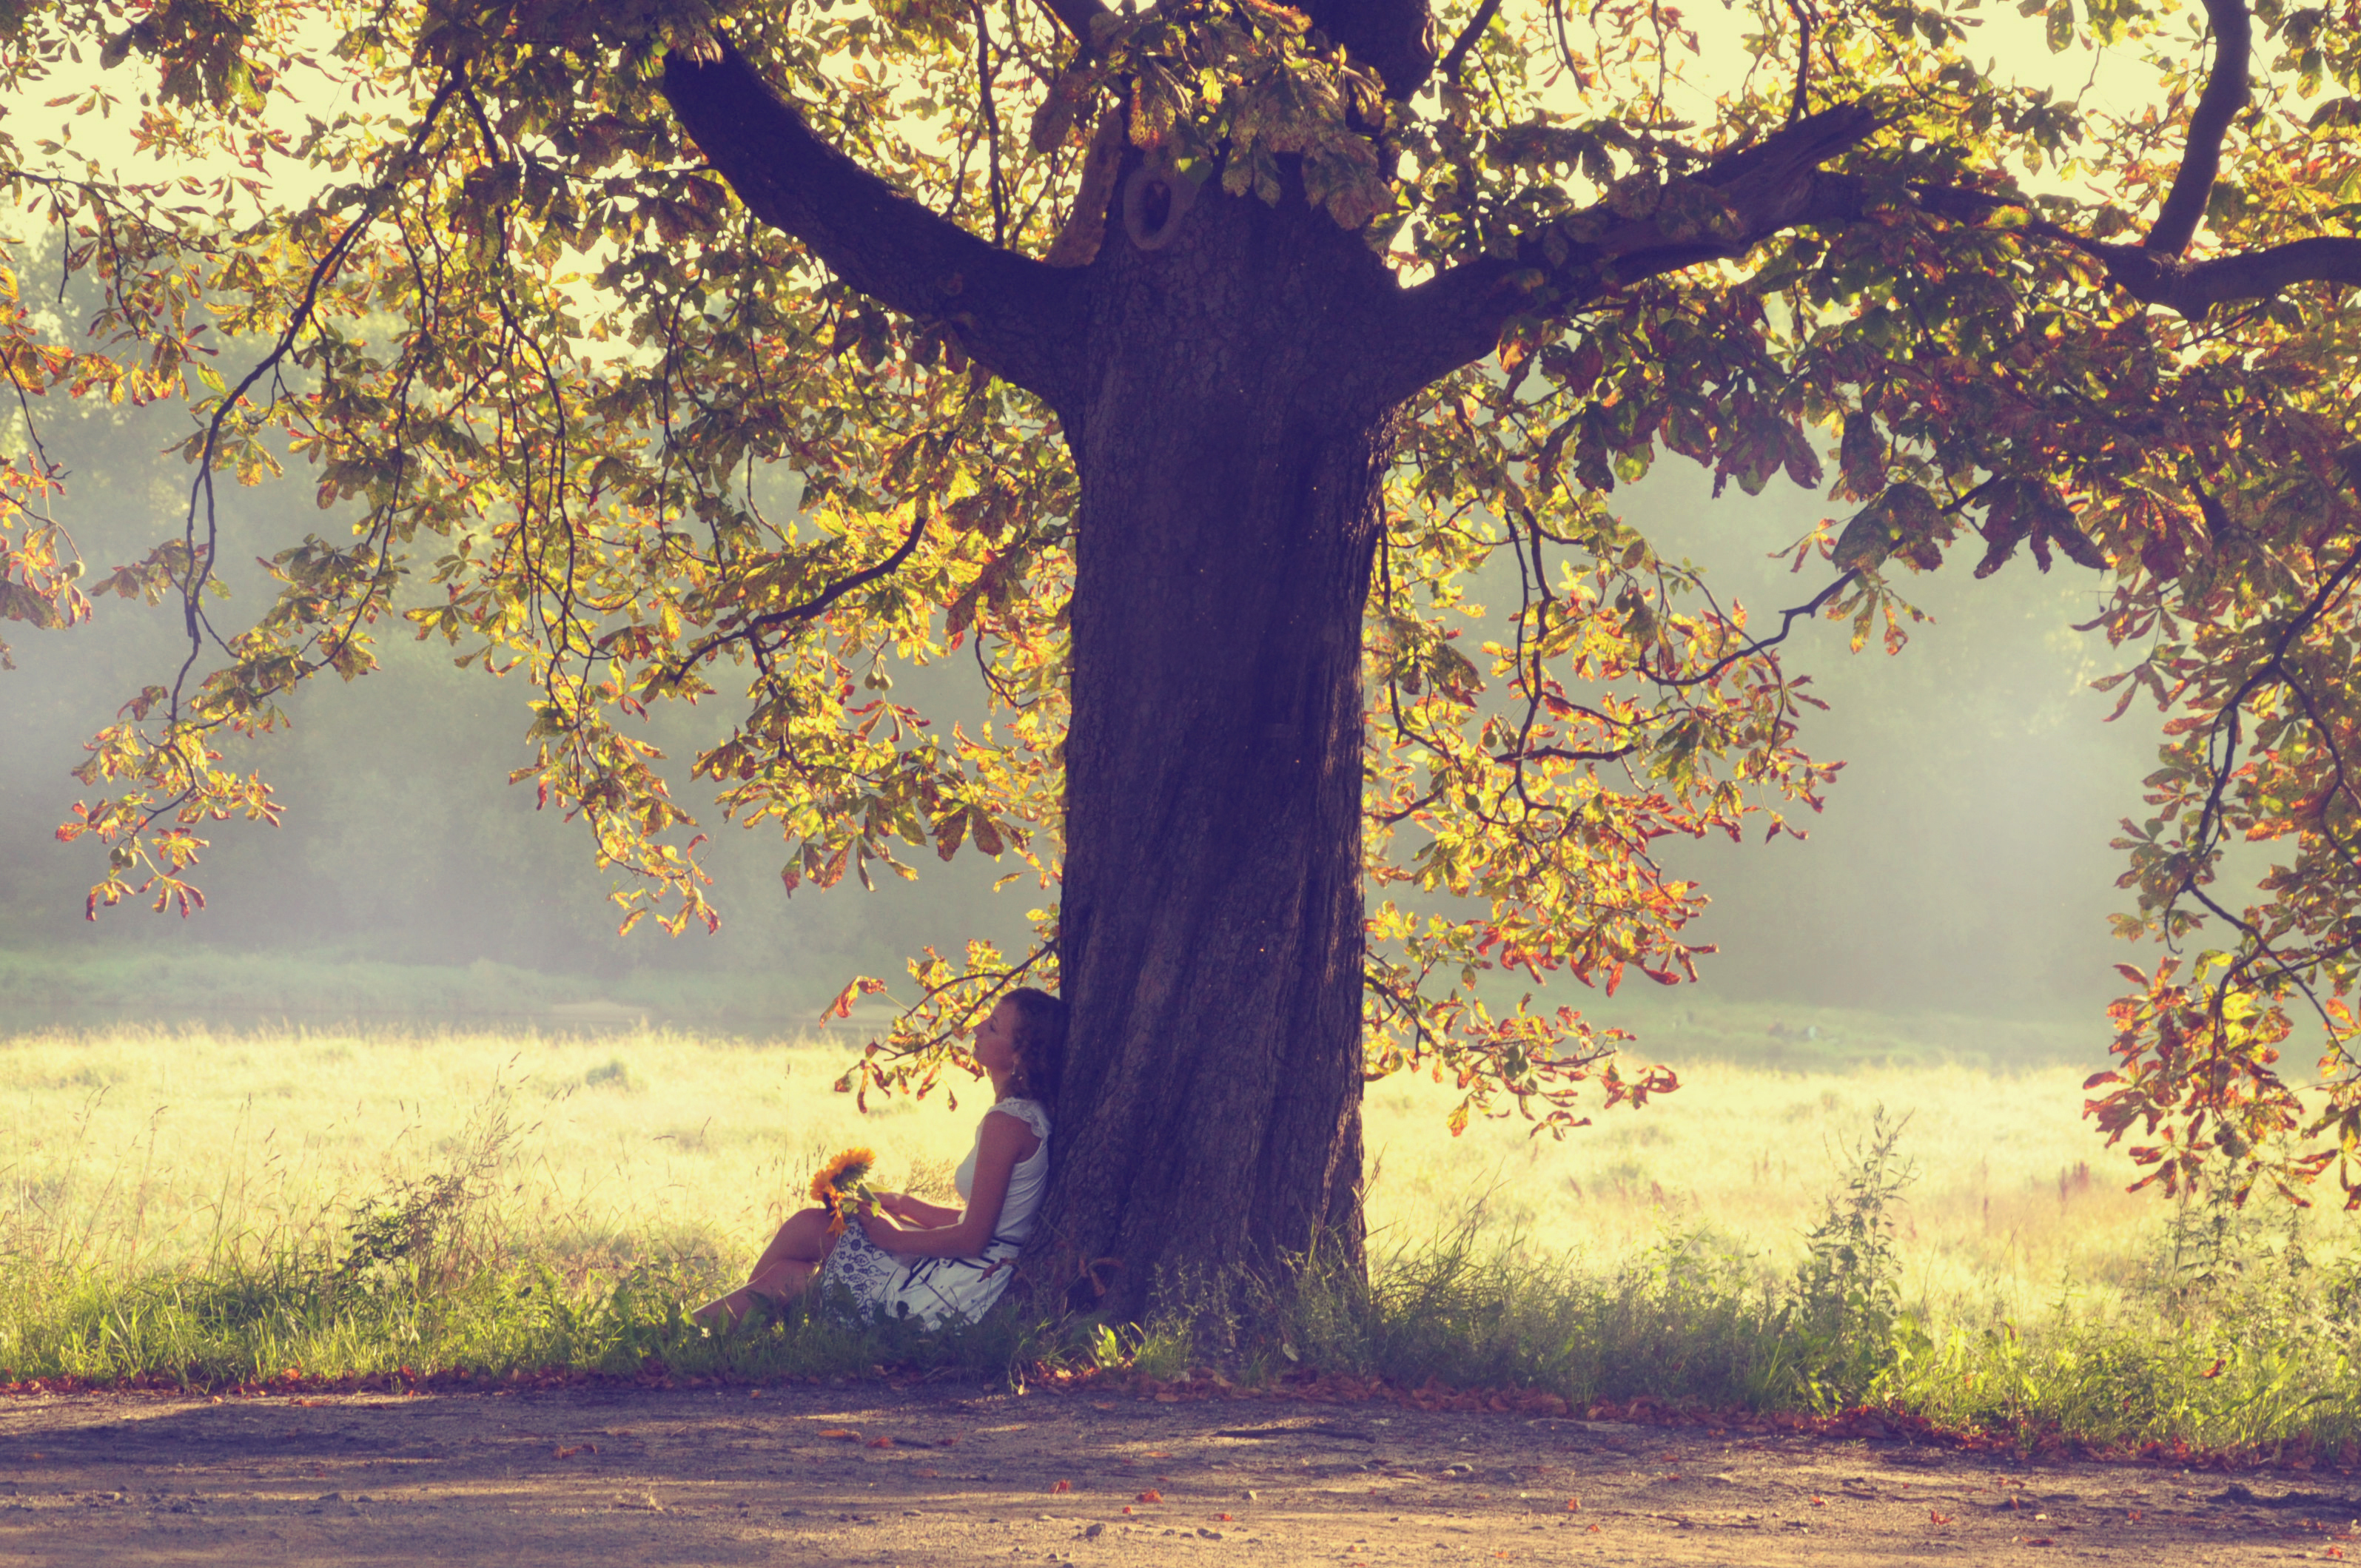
xmin=1001 ymin=986 xmax=1068 ymax=1111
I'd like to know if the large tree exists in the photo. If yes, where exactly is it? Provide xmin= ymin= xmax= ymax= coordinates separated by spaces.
xmin=7 ymin=0 xmax=2361 ymax=1321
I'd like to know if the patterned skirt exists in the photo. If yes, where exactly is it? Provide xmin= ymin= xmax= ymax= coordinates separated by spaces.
xmin=816 ymin=1224 xmax=1023 ymax=1329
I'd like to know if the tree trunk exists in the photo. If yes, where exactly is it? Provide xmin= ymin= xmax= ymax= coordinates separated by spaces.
xmin=1029 ymin=163 xmax=1399 ymax=1331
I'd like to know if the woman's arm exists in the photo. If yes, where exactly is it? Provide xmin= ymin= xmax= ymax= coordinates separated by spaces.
xmin=859 ymin=1109 xmax=1041 ymax=1258
xmin=876 ymin=1192 xmax=961 ymax=1228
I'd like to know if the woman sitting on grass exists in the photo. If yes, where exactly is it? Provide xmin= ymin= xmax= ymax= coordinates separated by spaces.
xmin=696 ymin=986 xmax=1065 ymax=1330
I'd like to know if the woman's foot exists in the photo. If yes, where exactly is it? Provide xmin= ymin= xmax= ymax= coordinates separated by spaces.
xmin=691 ymin=1287 xmax=759 ymax=1330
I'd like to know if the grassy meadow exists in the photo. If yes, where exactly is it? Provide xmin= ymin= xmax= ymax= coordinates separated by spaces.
xmin=1 ymin=1006 xmax=2353 ymax=1453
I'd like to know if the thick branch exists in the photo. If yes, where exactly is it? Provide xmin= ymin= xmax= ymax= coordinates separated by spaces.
xmin=1303 ymin=0 xmax=1441 ymax=99
xmin=661 ymin=42 xmax=1084 ymax=410
xmin=1035 ymin=0 xmax=1112 ymax=47
xmin=1917 ymin=182 xmax=2361 ymax=315
xmin=2146 ymin=0 xmax=2251 ymax=255
xmin=1368 ymin=103 xmax=1881 ymax=406
xmin=2086 ymin=235 xmax=2361 ymax=314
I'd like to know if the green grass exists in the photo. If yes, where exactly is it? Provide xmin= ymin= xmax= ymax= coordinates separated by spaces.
xmin=0 ymin=1013 xmax=2354 ymax=1457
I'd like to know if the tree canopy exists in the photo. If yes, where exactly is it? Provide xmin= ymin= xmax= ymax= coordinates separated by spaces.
xmin=6 ymin=0 xmax=2361 ymax=1264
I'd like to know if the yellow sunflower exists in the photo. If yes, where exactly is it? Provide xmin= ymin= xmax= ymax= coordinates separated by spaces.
xmin=810 ymin=1147 xmax=876 ymax=1236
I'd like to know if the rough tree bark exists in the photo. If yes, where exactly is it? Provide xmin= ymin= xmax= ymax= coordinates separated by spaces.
xmin=1050 ymin=184 xmax=1405 ymax=1322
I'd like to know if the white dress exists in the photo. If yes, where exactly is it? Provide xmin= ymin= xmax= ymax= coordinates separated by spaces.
xmin=817 ymin=1097 xmax=1050 ymax=1328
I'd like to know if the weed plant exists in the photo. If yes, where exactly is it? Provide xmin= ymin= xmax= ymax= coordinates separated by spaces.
xmin=1249 ymin=1117 xmax=2361 ymax=1455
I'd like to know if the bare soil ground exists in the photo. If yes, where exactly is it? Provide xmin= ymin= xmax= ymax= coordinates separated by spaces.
xmin=0 ymin=1382 xmax=2350 ymax=1566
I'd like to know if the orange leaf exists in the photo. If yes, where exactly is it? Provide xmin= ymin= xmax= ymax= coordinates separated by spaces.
xmin=818 ymin=1428 xmax=859 ymax=1441
xmin=867 ymin=1436 xmax=894 ymax=1449
xmin=1137 ymin=1490 xmax=1162 ymax=1503
xmin=1565 ymin=1498 xmax=1582 ymax=1512
xmin=1050 ymin=1480 xmax=1071 ymax=1494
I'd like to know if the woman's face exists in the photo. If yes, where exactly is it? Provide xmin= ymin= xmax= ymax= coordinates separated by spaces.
xmin=975 ymin=999 xmax=1021 ymax=1082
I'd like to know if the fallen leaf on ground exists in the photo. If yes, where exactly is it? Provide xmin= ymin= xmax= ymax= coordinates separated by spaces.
xmin=1051 ymin=1481 xmax=1071 ymax=1494
xmin=1137 ymin=1490 xmax=1162 ymax=1503
xmin=867 ymin=1436 xmax=894 ymax=1449
xmin=554 ymin=1444 xmax=597 ymax=1459
xmin=1930 ymin=1510 xmax=1952 ymax=1524
xmin=818 ymin=1429 xmax=859 ymax=1441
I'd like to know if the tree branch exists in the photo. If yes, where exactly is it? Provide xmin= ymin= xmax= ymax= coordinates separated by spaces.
xmin=653 ymin=505 xmax=931 ymax=690
xmin=1302 ymin=0 xmax=1441 ymax=99
xmin=1034 ymin=0 xmax=1112 ymax=47
xmin=1910 ymin=181 xmax=2361 ymax=315
xmin=661 ymin=41 xmax=1085 ymax=411
xmin=1783 ymin=0 xmax=1816 ymax=125
xmin=1367 ymin=102 xmax=1881 ymax=406
xmin=1435 ymin=0 xmax=1503 ymax=85
xmin=1641 ymin=570 xmax=1858 ymax=690
xmin=2146 ymin=0 xmax=2251 ymax=256
xmin=2084 ymin=235 xmax=2361 ymax=315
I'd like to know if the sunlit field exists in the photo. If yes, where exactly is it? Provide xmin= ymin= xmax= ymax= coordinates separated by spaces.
xmin=1 ymin=1015 xmax=2145 ymax=1298
xmin=1 ymin=1013 xmax=2351 ymax=1453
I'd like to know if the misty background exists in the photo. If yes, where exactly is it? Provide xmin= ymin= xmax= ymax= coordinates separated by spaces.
xmin=0 ymin=383 xmax=2164 ymax=1051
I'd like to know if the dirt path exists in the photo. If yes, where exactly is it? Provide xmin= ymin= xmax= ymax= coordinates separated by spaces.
xmin=0 ymin=1382 xmax=2347 ymax=1565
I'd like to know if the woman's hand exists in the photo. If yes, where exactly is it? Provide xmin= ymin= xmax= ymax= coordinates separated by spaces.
xmin=856 ymin=1208 xmax=907 ymax=1252
xmin=873 ymin=1192 xmax=924 ymax=1223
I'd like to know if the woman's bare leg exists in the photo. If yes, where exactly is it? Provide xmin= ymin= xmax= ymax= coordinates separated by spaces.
xmin=694 ymin=1208 xmax=836 ymax=1328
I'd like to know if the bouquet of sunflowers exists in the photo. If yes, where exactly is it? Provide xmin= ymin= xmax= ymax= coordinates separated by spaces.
xmin=810 ymin=1147 xmax=876 ymax=1239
